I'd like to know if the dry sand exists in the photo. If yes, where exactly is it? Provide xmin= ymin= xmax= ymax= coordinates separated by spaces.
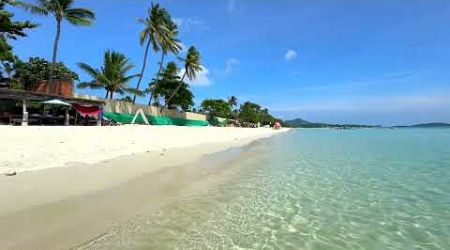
xmin=1 ymin=125 xmax=288 ymax=174
xmin=0 ymin=125 xmax=289 ymax=250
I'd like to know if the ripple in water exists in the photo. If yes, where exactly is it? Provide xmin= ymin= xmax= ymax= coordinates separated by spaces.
xmin=79 ymin=128 xmax=450 ymax=250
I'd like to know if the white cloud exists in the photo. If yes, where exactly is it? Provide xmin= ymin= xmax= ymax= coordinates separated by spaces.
xmin=173 ymin=17 xmax=207 ymax=32
xmin=225 ymin=58 xmax=240 ymax=75
xmin=179 ymin=65 xmax=212 ymax=87
xmin=284 ymin=49 xmax=297 ymax=61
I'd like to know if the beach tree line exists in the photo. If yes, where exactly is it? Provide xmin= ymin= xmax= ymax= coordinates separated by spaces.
xmin=1 ymin=0 xmax=280 ymax=124
xmin=200 ymin=97 xmax=279 ymax=125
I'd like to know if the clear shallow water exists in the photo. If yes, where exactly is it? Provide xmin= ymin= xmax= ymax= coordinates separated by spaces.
xmin=81 ymin=128 xmax=450 ymax=250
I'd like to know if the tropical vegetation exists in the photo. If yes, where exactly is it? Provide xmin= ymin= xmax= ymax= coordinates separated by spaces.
xmin=239 ymin=101 xmax=277 ymax=125
xmin=77 ymin=50 xmax=141 ymax=99
xmin=149 ymin=16 xmax=182 ymax=106
xmin=16 ymin=0 xmax=95 ymax=92
xmin=133 ymin=3 xmax=181 ymax=104
xmin=200 ymin=99 xmax=232 ymax=118
xmin=1 ymin=1 xmax=281 ymax=126
xmin=0 ymin=0 xmax=36 ymax=76
xmin=11 ymin=57 xmax=78 ymax=90
xmin=163 ymin=46 xmax=202 ymax=111
xmin=150 ymin=62 xmax=194 ymax=110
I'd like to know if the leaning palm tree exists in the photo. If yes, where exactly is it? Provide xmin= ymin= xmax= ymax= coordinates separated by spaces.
xmin=77 ymin=50 xmax=142 ymax=100
xmin=16 ymin=0 xmax=95 ymax=93
xmin=162 ymin=46 xmax=202 ymax=112
xmin=148 ymin=19 xmax=182 ymax=106
xmin=132 ymin=3 xmax=169 ymax=104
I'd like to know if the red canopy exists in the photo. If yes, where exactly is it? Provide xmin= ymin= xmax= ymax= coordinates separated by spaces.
xmin=72 ymin=103 xmax=101 ymax=118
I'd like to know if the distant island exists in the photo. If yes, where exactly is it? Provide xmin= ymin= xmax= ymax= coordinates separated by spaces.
xmin=284 ymin=118 xmax=379 ymax=129
xmin=392 ymin=122 xmax=450 ymax=128
xmin=284 ymin=119 xmax=450 ymax=129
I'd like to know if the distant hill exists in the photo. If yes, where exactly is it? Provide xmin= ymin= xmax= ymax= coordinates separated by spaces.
xmin=284 ymin=118 xmax=378 ymax=129
xmin=393 ymin=122 xmax=450 ymax=128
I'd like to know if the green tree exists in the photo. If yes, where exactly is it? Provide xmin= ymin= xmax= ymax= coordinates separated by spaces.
xmin=0 ymin=0 xmax=36 ymax=76
xmin=16 ymin=0 xmax=95 ymax=92
xmin=149 ymin=18 xmax=182 ymax=105
xmin=151 ymin=61 xmax=194 ymax=111
xmin=163 ymin=46 xmax=202 ymax=111
xmin=227 ymin=96 xmax=237 ymax=107
xmin=13 ymin=57 xmax=78 ymax=89
xmin=201 ymin=99 xmax=232 ymax=118
xmin=133 ymin=3 xmax=170 ymax=104
xmin=77 ymin=50 xmax=141 ymax=99
xmin=239 ymin=101 xmax=262 ymax=124
xmin=259 ymin=108 xmax=276 ymax=125
xmin=239 ymin=102 xmax=277 ymax=125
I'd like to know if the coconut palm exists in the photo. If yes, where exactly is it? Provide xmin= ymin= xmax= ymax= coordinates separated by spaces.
xmin=148 ymin=19 xmax=182 ymax=106
xmin=77 ymin=50 xmax=141 ymax=100
xmin=228 ymin=96 xmax=238 ymax=107
xmin=162 ymin=46 xmax=202 ymax=111
xmin=132 ymin=3 xmax=169 ymax=104
xmin=16 ymin=0 xmax=95 ymax=93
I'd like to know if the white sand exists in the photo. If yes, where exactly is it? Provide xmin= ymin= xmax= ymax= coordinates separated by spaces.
xmin=1 ymin=125 xmax=288 ymax=174
xmin=0 ymin=125 xmax=289 ymax=249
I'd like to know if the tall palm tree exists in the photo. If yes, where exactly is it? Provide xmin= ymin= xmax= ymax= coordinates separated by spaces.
xmin=16 ymin=0 xmax=95 ymax=93
xmin=162 ymin=46 xmax=201 ymax=112
xmin=148 ymin=19 xmax=182 ymax=106
xmin=132 ymin=3 xmax=168 ymax=104
xmin=77 ymin=50 xmax=141 ymax=100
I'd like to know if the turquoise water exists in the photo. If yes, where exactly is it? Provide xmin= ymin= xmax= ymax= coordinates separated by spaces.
xmin=82 ymin=128 xmax=450 ymax=249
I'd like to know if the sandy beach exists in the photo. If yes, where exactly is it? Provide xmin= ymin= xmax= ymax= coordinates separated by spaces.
xmin=1 ymin=125 xmax=288 ymax=174
xmin=0 ymin=125 xmax=288 ymax=249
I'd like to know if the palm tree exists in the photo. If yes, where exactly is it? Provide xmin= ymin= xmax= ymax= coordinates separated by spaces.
xmin=148 ymin=19 xmax=182 ymax=106
xmin=16 ymin=0 xmax=95 ymax=93
xmin=132 ymin=3 xmax=169 ymax=104
xmin=228 ymin=96 xmax=238 ymax=107
xmin=77 ymin=50 xmax=141 ymax=100
xmin=162 ymin=46 xmax=202 ymax=112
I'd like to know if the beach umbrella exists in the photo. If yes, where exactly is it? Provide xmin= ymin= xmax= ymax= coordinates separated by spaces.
xmin=41 ymin=99 xmax=71 ymax=106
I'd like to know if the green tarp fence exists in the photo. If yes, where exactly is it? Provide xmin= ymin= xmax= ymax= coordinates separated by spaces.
xmin=208 ymin=116 xmax=228 ymax=127
xmin=103 ymin=112 xmax=209 ymax=127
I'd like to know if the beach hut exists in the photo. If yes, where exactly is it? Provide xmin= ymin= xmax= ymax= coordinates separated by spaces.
xmin=0 ymin=89 xmax=104 ymax=126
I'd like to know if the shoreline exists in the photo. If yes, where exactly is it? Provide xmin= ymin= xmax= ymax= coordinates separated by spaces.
xmin=0 ymin=125 xmax=289 ymax=175
xmin=0 ymin=127 xmax=289 ymax=249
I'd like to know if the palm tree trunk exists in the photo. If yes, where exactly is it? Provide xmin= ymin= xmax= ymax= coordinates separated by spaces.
xmin=104 ymin=90 xmax=109 ymax=99
xmin=48 ymin=20 xmax=61 ymax=94
xmin=110 ymin=91 xmax=114 ymax=100
xmin=148 ymin=52 xmax=165 ymax=106
xmin=132 ymin=39 xmax=151 ymax=104
xmin=161 ymin=72 xmax=187 ymax=113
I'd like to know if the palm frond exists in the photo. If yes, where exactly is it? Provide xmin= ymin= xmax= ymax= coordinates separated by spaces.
xmin=13 ymin=1 xmax=49 ymax=15
xmin=124 ymin=87 xmax=145 ymax=97
xmin=77 ymin=81 xmax=103 ymax=89
xmin=77 ymin=62 xmax=99 ymax=79
xmin=65 ymin=8 xmax=95 ymax=26
xmin=122 ymin=74 xmax=141 ymax=83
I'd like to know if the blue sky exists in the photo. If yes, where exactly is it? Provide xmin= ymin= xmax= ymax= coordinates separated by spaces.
xmin=9 ymin=0 xmax=450 ymax=125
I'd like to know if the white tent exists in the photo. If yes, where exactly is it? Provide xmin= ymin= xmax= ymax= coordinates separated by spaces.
xmin=42 ymin=99 xmax=71 ymax=125
xmin=41 ymin=99 xmax=71 ymax=106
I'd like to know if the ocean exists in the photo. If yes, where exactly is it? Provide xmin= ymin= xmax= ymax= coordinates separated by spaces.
xmin=80 ymin=128 xmax=450 ymax=250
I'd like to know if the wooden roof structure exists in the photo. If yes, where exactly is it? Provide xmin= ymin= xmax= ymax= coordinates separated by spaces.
xmin=0 ymin=88 xmax=104 ymax=106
